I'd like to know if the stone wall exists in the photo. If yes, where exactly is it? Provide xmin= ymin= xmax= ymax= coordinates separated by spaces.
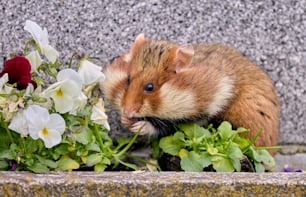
xmin=1 ymin=0 xmax=305 ymax=170
xmin=0 ymin=172 xmax=305 ymax=196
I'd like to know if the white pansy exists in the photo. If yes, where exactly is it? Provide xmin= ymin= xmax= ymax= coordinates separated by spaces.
xmin=24 ymin=105 xmax=66 ymax=148
xmin=8 ymin=110 xmax=29 ymax=137
xmin=24 ymin=20 xmax=59 ymax=63
xmin=78 ymin=59 xmax=105 ymax=85
xmin=90 ymin=98 xmax=110 ymax=130
xmin=69 ymin=92 xmax=87 ymax=115
xmin=26 ymin=50 xmax=42 ymax=73
xmin=43 ymin=69 xmax=83 ymax=114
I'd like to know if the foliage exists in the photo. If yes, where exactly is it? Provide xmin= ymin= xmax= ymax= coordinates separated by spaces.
xmin=158 ymin=121 xmax=278 ymax=172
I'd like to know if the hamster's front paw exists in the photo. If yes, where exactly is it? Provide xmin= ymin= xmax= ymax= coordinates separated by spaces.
xmin=121 ymin=115 xmax=158 ymax=136
xmin=129 ymin=121 xmax=157 ymax=136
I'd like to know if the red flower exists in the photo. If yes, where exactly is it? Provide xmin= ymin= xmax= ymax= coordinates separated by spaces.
xmin=0 ymin=56 xmax=37 ymax=90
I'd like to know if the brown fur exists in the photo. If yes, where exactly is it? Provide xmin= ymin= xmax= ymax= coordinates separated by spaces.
xmin=101 ymin=35 xmax=280 ymax=147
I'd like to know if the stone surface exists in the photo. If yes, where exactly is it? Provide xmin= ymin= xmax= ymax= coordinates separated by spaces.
xmin=273 ymin=145 xmax=306 ymax=172
xmin=275 ymin=152 xmax=306 ymax=172
xmin=0 ymin=172 xmax=305 ymax=196
xmin=0 ymin=1 xmax=306 ymax=145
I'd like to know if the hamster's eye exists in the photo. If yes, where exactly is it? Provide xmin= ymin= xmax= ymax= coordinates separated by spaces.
xmin=144 ymin=83 xmax=154 ymax=93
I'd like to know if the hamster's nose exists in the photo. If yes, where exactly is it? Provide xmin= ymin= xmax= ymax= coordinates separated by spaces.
xmin=123 ymin=103 xmax=142 ymax=118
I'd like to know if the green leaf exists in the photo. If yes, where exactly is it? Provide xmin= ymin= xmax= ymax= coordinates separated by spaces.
xmin=199 ymin=152 xmax=212 ymax=168
xmin=207 ymin=145 xmax=218 ymax=155
xmin=179 ymin=123 xmax=209 ymax=139
xmin=75 ymin=128 xmax=92 ymax=145
xmin=234 ymin=136 xmax=251 ymax=152
xmin=173 ymin=132 xmax=185 ymax=142
xmin=101 ymin=157 xmax=111 ymax=165
xmin=178 ymin=123 xmax=195 ymax=139
xmin=36 ymin=156 xmax=57 ymax=169
xmin=180 ymin=151 xmax=204 ymax=172
xmin=86 ymin=153 xmax=102 ymax=167
xmin=27 ymin=163 xmax=49 ymax=173
xmin=228 ymin=145 xmax=243 ymax=160
xmin=54 ymin=145 xmax=69 ymax=156
xmin=254 ymin=162 xmax=265 ymax=172
xmin=200 ymin=128 xmax=212 ymax=139
xmin=0 ymin=149 xmax=16 ymax=160
xmin=57 ymin=158 xmax=80 ymax=171
xmin=151 ymin=138 xmax=161 ymax=159
xmin=99 ymin=131 xmax=113 ymax=142
xmin=258 ymin=150 xmax=275 ymax=166
xmin=247 ymin=147 xmax=262 ymax=162
xmin=86 ymin=143 xmax=101 ymax=152
xmin=231 ymin=158 xmax=241 ymax=172
xmin=94 ymin=163 xmax=107 ymax=172
xmin=211 ymin=155 xmax=234 ymax=172
xmin=116 ymin=137 xmax=131 ymax=147
xmin=159 ymin=136 xmax=183 ymax=155
xmin=0 ymin=160 xmax=9 ymax=169
xmin=24 ymin=138 xmax=38 ymax=153
xmin=178 ymin=149 xmax=189 ymax=159
xmin=218 ymin=121 xmax=236 ymax=140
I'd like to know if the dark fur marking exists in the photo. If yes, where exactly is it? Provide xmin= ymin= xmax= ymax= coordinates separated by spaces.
xmin=258 ymin=110 xmax=271 ymax=119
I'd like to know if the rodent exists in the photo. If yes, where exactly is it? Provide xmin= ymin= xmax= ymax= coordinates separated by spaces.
xmin=101 ymin=34 xmax=280 ymax=147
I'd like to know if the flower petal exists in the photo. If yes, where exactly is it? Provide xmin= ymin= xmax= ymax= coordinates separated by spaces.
xmin=38 ymin=128 xmax=62 ymax=148
xmin=41 ymin=44 xmax=59 ymax=64
xmin=8 ymin=111 xmax=29 ymax=137
xmin=47 ymin=114 xmax=66 ymax=135
xmin=91 ymin=99 xmax=110 ymax=130
xmin=24 ymin=20 xmax=49 ymax=46
xmin=57 ymin=69 xmax=82 ymax=88
xmin=52 ymin=92 xmax=74 ymax=114
xmin=1 ymin=56 xmax=33 ymax=90
xmin=26 ymin=50 xmax=42 ymax=73
xmin=0 ymin=73 xmax=9 ymax=89
xmin=69 ymin=92 xmax=87 ymax=115
xmin=78 ymin=59 xmax=105 ymax=85
xmin=24 ymin=105 xmax=49 ymax=139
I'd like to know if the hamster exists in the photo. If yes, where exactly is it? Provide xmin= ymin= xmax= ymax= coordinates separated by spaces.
xmin=101 ymin=34 xmax=280 ymax=147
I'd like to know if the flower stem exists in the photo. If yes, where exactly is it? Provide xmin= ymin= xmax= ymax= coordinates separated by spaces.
xmin=93 ymin=124 xmax=104 ymax=150
xmin=255 ymin=146 xmax=282 ymax=150
xmin=5 ymin=126 xmax=14 ymax=144
xmin=115 ymin=127 xmax=141 ymax=158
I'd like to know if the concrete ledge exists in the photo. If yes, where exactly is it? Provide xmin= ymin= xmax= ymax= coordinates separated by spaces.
xmin=0 ymin=172 xmax=305 ymax=196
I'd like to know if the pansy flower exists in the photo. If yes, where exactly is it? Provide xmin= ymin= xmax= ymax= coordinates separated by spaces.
xmin=24 ymin=20 xmax=59 ymax=64
xmin=43 ymin=69 xmax=85 ymax=114
xmin=0 ymin=56 xmax=37 ymax=90
xmin=91 ymin=98 xmax=110 ymax=130
xmin=78 ymin=59 xmax=105 ymax=85
xmin=24 ymin=105 xmax=66 ymax=148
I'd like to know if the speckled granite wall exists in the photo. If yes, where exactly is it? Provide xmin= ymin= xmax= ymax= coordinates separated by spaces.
xmin=1 ymin=0 xmax=306 ymax=146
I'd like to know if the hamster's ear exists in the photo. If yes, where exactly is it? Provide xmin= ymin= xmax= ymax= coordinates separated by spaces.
xmin=124 ymin=33 xmax=148 ymax=62
xmin=174 ymin=44 xmax=194 ymax=73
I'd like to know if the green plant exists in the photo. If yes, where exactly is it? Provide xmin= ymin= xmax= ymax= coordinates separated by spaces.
xmin=158 ymin=121 xmax=279 ymax=172
xmin=0 ymin=20 xmax=138 ymax=173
